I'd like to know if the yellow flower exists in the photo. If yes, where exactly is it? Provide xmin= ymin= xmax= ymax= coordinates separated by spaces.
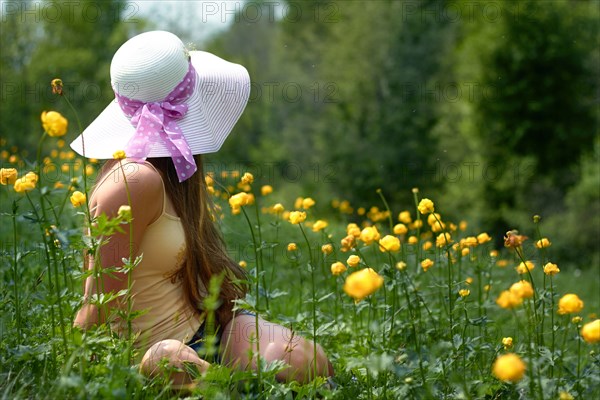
xmin=395 ymin=261 xmax=407 ymax=271
xmin=461 ymin=248 xmax=470 ymax=256
xmin=408 ymin=236 xmax=418 ymax=245
xmin=580 ymin=319 xmax=600 ymax=344
xmin=229 ymin=192 xmax=250 ymax=209
xmin=477 ymin=232 xmax=492 ymax=244
xmin=484 ymin=284 xmax=491 ymax=292
xmin=516 ymin=260 xmax=535 ymax=274
xmin=340 ymin=235 xmax=356 ymax=252
xmin=343 ymin=268 xmax=384 ymax=303
xmin=492 ymin=353 xmax=526 ymax=383
xmin=465 ymin=277 xmax=473 ymax=285
xmin=312 ymin=220 xmax=328 ymax=232
xmin=459 ymin=289 xmax=470 ymax=298
xmin=272 ymin=203 xmax=284 ymax=213
xmin=260 ymin=185 xmax=273 ymax=196
xmin=435 ymin=232 xmax=452 ymax=248
xmin=490 ymin=250 xmax=499 ymax=258
xmin=287 ymin=243 xmax=298 ymax=252
xmin=347 ymin=255 xmax=361 ymax=268
xmin=535 ymin=238 xmax=551 ymax=249
xmin=417 ymin=198 xmax=435 ymax=215
xmin=502 ymin=337 xmax=513 ymax=349
xmin=51 ymin=78 xmax=63 ymax=95
xmin=0 ymin=168 xmax=17 ymax=185
xmin=13 ymin=173 xmax=37 ymax=193
xmin=411 ymin=219 xmax=423 ymax=229
xmin=70 ymin=191 xmax=86 ymax=207
xmin=459 ymin=220 xmax=468 ymax=231
xmin=54 ymin=181 xmax=65 ymax=189
xmin=393 ymin=223 xmax=408 ymax=235
xmin=331 ymin=262 xmax=347 ymax=276
xmin=347 ymin=223 xmax=361 ymax=238
xmin=117 ymin=205 xmax=132 ymax=221
xmin=426 ymin=213 xmax=441 ymax=226
xmin=558 ymin=294 xmax=584 ymax=315
xmin=302 ymin=197 xmax=316 ymax=209
xmin=240 ymin=172 xmax=254 ymax=185
xmin=461 ymin=237 xmax=478 ymax=248
xmin=288 ymin=211 xmax=307 ymax=225
xmin=379 ymin=235 xmax=400 ymax=252
xmin=205 ymin=175 xmax=214 ymax=187
xmin=504 ymin=230 xmax=528 ymax=248
xmin=510 ymin=280 xmax=534 ymax=299
xmin=559 ymin=392 xmax=574 ymax=400
xmin=398 ymin=211 xmax=412 ymax=224
xmin=496 ymin=290 xmax=523 ymax=309
xmin=239 ymin=260 xmax=247 ymax=268
xmin=543 ymin=262 xmax=560 ymax=276
xmin=430 ymin=220 xmax=445 ymax=233
xmin=41 ymin=111 xmax=68 ymax=137
xmin=360 ymin=226 xmax=380 ymax=245
xmin=422 ymin=241 xmax=432 ymax=251
xmin=572 ymin=316 xmax=582 ymax=324
xmin=321 ymin=244 xmax=333 ymax=255
xmin=113 ymin=150 xmax=127 ymax=160
xmin=420 ymin=258 xmax=434 ymax=272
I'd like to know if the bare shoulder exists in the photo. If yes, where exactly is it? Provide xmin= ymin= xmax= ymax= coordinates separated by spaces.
xmin=92 ymin=161 xmax=163 ymax=220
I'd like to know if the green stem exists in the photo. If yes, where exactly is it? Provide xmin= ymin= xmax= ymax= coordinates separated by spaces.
xmin=11 ymin=200 xmax=21 ymax=341
xmin=298 ymin=224 xmax=318 ymax=387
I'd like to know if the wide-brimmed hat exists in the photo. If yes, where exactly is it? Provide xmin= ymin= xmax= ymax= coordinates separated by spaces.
xmin=70 ymin=30 xmax=250 ymax=180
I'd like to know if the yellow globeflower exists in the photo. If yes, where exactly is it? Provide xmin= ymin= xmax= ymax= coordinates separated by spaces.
xmin=240 ymin=172 xmax=254 ymax=185
xmin=117 ymin=205 xmax=132 ymax=221
xmin=347 ymin=223 xmax=361 ymax=238
xmin=70 ymin=191 xmax=86 ymax=207
xmin=343 ymin=268 xmax=384 ymax=303
xmin=502 ymin=337 xmax=513 ymax=349
xmin=408 ymin=236 xmax=418 ymax=245
xmin=516 ymin=261 xmax=535 ymax=274
xmin=558 ymin=294 xmax=584 ymax=315
xmin=287 ymin=243 xmax=298 ymax=252
xmin=0 ymin=168 xmax=18 ymax=185
xmin=426 ymin=213 xmax=441 ymax=226
xmin=398 ymin=211 xmax=412 ymax=224
xmin=340 ymin=235 xmax=355 ymax=252
xmin=41 ymin=111 xmax=68 ymax=137
xmin=496 ymin=290 xmax=523 ymax=309
xmin=347 ymin=255 xmax=361 ymax=268
xmin=559 ymin=392 xmax=574 ymax=400
xmin=260 ymin=185 xmax=273 ymax=196
xmin=13 ymin=173 xmax=37 ymax=193
xmin=535 ymin=238 xmax=552 ymax=249
xmin=113 ymin=150 xmax=127 ymax=160
xmin=395 ymin=261 xmax=407 ymax=271
xmin=492 ymin=353 xmax=526 ymax=383
xmin=510 ymin=280 xmax=534 ymax=299
xmin=288 ymin=211 xmax=307 ymax=225
xmin=420 ymin=258 xmax=434 ymax=272
xmin=302 ymin=197 xmax=316 ymax=209
xmin=393 ymin=223 xmax=408 ymax=235
xmin=312 ymin=220 xmax=328 ymax=232
xmin=321 ymin=244 xmax=333 ymax=255
xmin=543 ymin=262 xmax=560 ymax=276
xmin=379 ymin=235 xmax=400 ymax=252
xmin=477 ymin=232 xmax=492 ymax=244
xmin=272 ymin=203 xmax=284 ymax=213
xmin=435 ymin=232 xmax=452 ymax=248
xmin=580 ymin=319 xmax=600 ymax=344
xmin=465 ymin=277 xmax=473 ymax=285
xmin=360 ymin=226 xmax=380 ymax=245
xmin=417 ymin=198 xmax=435 ymax=215
xmin=229 ymin=192 xmax=250 ymax=209
xmin=459 ymin=289 xmax=470 ymax=298
xmin=331 ymin=262 xmax=347 ymax=276
xmin=422 ymin=241 xmax=432 ymax=251
xmin=239 ymin=260 xmax=247 ymax=268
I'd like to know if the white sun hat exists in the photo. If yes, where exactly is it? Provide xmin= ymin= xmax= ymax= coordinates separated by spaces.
xmin=70 ymin=30 xmax=250 ymax=164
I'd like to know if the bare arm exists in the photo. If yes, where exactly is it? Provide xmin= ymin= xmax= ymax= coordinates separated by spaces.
xmin=74 ymin=162 xmax=163 ymax=329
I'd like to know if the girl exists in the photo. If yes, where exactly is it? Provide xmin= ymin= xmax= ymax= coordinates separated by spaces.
xmin=71 ymin=30 xmax=333 ymax=387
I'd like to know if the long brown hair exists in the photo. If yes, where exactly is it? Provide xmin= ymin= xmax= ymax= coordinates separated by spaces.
xmin=97 ymin=156 xmax=247 ymax=327
xmin=148 ymin=155 xmax=247 ymax=327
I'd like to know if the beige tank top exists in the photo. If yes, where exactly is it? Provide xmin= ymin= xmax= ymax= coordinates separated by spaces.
xmin=91 ymin=162 xmax=203 ymax=351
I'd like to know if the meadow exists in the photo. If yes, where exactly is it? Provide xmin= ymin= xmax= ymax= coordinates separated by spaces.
xmin=1 ymin=105 xmax=599 ymax=399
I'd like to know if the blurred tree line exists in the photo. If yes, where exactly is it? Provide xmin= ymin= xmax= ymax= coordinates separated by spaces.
xmin=1 ymin=0 xmax=598 ymax=266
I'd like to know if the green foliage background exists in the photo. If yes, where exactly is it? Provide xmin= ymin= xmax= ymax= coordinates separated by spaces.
xmin=1 ymin=0 xmax=598 ymax=266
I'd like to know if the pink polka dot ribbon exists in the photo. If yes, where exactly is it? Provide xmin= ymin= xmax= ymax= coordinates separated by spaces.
xmin=115 ymin=63 xmax=197 ymax=182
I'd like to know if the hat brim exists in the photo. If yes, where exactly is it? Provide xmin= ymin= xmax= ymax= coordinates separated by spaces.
xmin=70 ymin=51 xmax=250 ymax=159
